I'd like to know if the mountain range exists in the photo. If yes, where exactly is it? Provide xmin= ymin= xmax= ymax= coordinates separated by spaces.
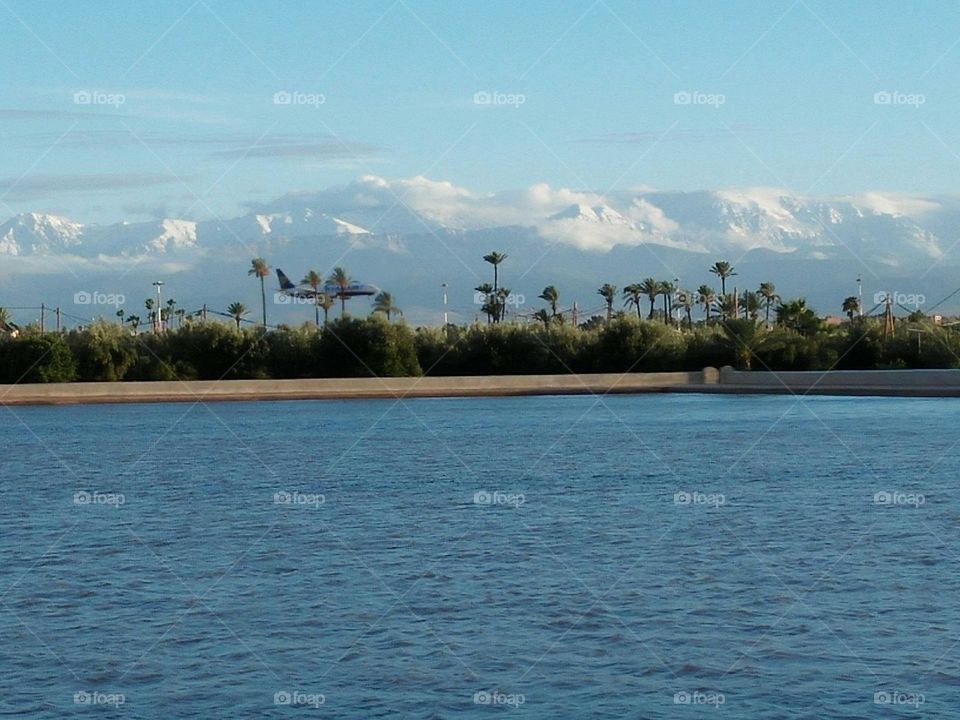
xmin=1 ymin=176 xmax=957 ymax=325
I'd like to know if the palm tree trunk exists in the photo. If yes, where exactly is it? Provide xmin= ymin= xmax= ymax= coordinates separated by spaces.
xmin=340 ymin=295 xmax=346 ymax=318
xmin=635 ymin=302 xmax=642 ymax=322
xmin=260 ymin=277 xmax=267 ymax=327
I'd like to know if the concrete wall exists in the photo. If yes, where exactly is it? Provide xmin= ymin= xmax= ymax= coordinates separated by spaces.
xmin=718 ymin=366 xmax=960 ymax=395
xmin=0 ymin=370 xmax=711 ymax=405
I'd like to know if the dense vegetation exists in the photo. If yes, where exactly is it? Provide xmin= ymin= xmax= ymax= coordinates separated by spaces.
xmin=0 ymin=314 xmax=957 ymax=384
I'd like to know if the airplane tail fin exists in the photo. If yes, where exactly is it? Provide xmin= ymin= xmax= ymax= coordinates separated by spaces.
xmin=276 ymin=268 xmax=296 ymax=290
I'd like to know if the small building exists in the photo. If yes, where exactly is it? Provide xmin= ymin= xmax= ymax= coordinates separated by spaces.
xmin=823 ymin=315 xmax=843 ymax=327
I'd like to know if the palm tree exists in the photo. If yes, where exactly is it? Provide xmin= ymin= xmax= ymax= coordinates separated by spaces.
xmin=227 ymin=302 xmax=248 ymax=330
xmin=115 ymin=308 xmax=125 ymax=325
xmin=842 ymin=296 xmax=860 ymax=320
xmin=677 ymin=288 xmax=694 ymax=327
xmin=539 ymin=286 xmax=560 ymax=319
xmin=721 ymin=318 xmax=784 ymax=370
xmin=623 ymin=284 xmax=644 ymax=321
xmin=776 ymin=298 xmax=819 ymax=335
xmin=717 ymin=294 xmax=737 ymax=321
xmin=659 ymin=281 xmax=675 ymax=325
xmin=317 ymin=293 xmax=334 ymax=327
xmin=758 ymin=282 xmax=780 ymax=326
xmin=697 ymin=285 xmax=715 ymax=323
xmin=175 ymin=308 xmax=186 ymax=327
xmin=303 ymin=270 xmax=323 ymax=326
xmin=741 ymin=290 xmax=760 ymax=321
xmin=710 ymin=261 xmax=737 ymax=318
xmin=496 ymin=287 xmax=512 ymax=322
xmin=475 ymin=283 xmax=494 ymax=323
xmin=533 ymin=309 xmax=551 ymax=327
xmin=126 ymin=314 xmax=140 ymax=333
xmin=144 ymin=298 xmax=155 ymax=332
xmin=248 ymin=257 xmax=270 ymax=327
xmin=640 ymin=278 xmax=660 ymax=320
xmin=483 ymin=251 xmax=507 ymax=292
xmin=328 ymin=266 xmax=351 ymax=318
xmin=597 ymin=283 xmax=617 ymax=322
xmin=372 ymin=291 xmax=402 ymax=320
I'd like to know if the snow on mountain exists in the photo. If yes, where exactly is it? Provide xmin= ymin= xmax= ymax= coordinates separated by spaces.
xmin=1 ymin=177 xmax=957 ymax=271
xmin=0 ymin=213 xmax=83 ymax=255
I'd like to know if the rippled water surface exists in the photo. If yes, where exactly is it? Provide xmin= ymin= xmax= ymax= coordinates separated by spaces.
xmin=2 ymin=394 xmax=960 ymax=718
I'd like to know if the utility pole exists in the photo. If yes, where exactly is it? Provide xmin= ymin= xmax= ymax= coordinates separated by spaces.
xmin=441 ymin=283 xmax=448 ymax=326
xmin=40 ymin=303 xmax=45 ymax=335
xmin=883 ymin=294 xmax=895 ymax=339
xmin=572 ymin=301 xmax=579 ymax=327
xmin=56 ymin=307 xmax=61 ymax=333
xmin=152 ymin=280 xmax=164 ymax=333
xmin=202 ymin=304 xmax=207 ymax=321
xmin=857 ymin=275 xmax=863 ymax=318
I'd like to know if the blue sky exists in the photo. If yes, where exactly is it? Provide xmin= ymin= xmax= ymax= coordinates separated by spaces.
xmin=2 ymin=0 xmax=960 ymax=222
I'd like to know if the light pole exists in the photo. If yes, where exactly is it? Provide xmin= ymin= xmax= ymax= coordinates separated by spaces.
xmin=441 ymin=283 xmax=448 ymax=326
xmin=152 ymin=280 xmax=164 ymax=333
xmin=857 ymin=275 xmax=863 ymax=317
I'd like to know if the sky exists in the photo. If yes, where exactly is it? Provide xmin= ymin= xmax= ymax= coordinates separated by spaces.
xmin=2 ymin=0 xmax=960 ymax=223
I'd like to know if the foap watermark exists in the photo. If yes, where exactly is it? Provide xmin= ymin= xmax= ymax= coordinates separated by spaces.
xmin=273 ymin=90 xmax=325 ymax=108
xmin=473 ymin=90 xmax=526 ymax=108
xmin=874 ymin=690 xmax=925 ymax=708
xmin=673 ymin=90 xmax=725 ymax=108
xmin=73 ymin=90 xmax=125 ymax=107
xmin=674 ymin=690 xmax=725 ymax=707
xmin=474 ymin=690 xmax=525 ymax=708
xmin=274 ymin=490 xmax=325 ymax=508
xmin=474 ymin=490 xmax=525 ymax=508
xmin=74 ymin=491 xmax=125 ymax=508
xmin=274 ymin=690 xmax=325 ymax=708
xmin=473 ymin=291 xmax=525 ymax=307
xmin=74 ymin=690 xmax=125 ymax=707
xmin=873 ymin=90 xmax=925 ymax=107
xmin=874 ymin=490 xmax=925 ymax=508
xmin=74 ymin=290 xmax=125 ymax=307
xmin=873 ymin=290 xmax=924 ymax=308
xmin=274 ymin=292 xmax=315 ymax=306
xmin=674 ymin=490 xmax=725 ymax=508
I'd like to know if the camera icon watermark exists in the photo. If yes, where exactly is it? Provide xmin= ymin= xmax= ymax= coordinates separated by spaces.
xmin=74 ymin=690 xmax=125 ymax=707
xmin=874 ymin=690 xmax=924 ymax=708
xmin=473 ymin=290 xmax=525 ymax=306
xmin=473 ymin=690 xmax=525 ymax=707
xmin=873 ymin=90 xmax=925 ymax=107
xmin=674 ymin=690 xmax=725 ymax=706
xmin=74 ymin=290 xmax=125 ymax=307
xmin=473 ymin=490 xmax=525 ymax=508
xmin=274 ymin=690 xmax=325 ymax=707
xmin=673 ymin=90 xmax=725 ymax=108
xmin=273 ymin=490 xmax=325 ymax=508
xmin=473 ymin=90 xmax=526 ymax=107
xmin=74 ymin=490 xmax=125 ymax=508
xmin=674 ymin=490 xmax=725 ymax=508
xmin=873 ymin=290 xmax=925 ymax=308
xmin=273 ymin=292 xmax=315 ymax=306
xmin=273 ymin=90 xmax=325 ymax=108
xmin=73 ymin=90 xmax=125 ymax=107
xmin=873 ymin=490 xmax=924 ymax=508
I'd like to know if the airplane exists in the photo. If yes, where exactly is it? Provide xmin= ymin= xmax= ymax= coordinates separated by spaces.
xmin=276 ymin=269 xmax=379 ymax=300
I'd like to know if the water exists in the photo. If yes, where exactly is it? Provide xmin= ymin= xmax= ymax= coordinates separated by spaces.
xmin=1 ymin=393 xmax=959 ymax=718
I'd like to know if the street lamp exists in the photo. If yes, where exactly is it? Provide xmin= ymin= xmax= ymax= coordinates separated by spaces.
xmin=441 ymin=283 xmax=448 ymax=326
xmin=857 ymin=275 xmax=863 ymax=317
xmin=152 ymin=280 xmax=164 ymax=333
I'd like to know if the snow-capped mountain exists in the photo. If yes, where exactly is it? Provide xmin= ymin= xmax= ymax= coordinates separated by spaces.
xmin=0 ymin=213 xmax=84 ymax=255
xmin=4 ymin=176 xmax=960 ymax=325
